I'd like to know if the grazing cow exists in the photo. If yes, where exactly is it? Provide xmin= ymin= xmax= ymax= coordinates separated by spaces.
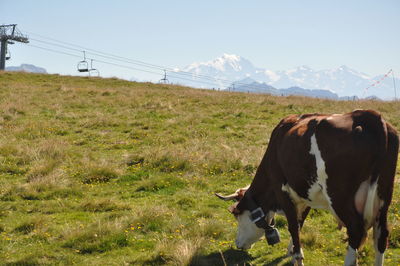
xmin=216 ymin=110 xmax=398 ymax=266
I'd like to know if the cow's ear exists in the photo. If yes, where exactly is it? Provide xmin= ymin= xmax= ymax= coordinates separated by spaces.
xmin=228 ymin=203 xmax=241 ymax=215
xmin=236 ymin=187 xmax=248 ymax=201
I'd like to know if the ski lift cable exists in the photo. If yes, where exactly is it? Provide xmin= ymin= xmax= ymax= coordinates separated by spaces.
xmin=25 ymin=43 xmax=223 ymax=87
xmin=29 ymin=37 xmax=235 ymax=85
xmin=26 ymin=43 xmax=316 ymax=91
xmin=24 ymin=31 xmax=165 ymax=69
xmin=26 ymin=43 xmax=162 ymax=76
xmin=29 ymin=37 xmax=239 ymax=86
xmin=23 ymin=30 xmax=400 ymax=95
xmin=26 ymin=43 xmax=290 ymax=90
xmin=25 ymin=31 xmax=253 ymax=86
xmin=29 ymin=38 xmax=165 ymax=71
xmin=26 ymin=43 xmax=82 ymax=59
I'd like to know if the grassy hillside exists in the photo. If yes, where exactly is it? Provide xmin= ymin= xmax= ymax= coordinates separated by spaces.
xmin=0 ymin=72 xmax=399 ymax=265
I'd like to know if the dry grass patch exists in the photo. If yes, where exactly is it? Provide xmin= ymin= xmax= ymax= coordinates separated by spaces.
xmin=129 ymin=205 xmax=172 ymax=233
xmin=151 ymin=238 xmax=205 ymax=265
xmin=71 ymin=160 xmax=120 ymax=184
xmin=61 ymin=216 xmax=131 ymax=254
xmin=80 ymin=198 xmax=131 ymax=212
xmin=13 ymin=216 xmax=48 ymax=235
xmin=26 ymin=159 xmax=59 ymax=182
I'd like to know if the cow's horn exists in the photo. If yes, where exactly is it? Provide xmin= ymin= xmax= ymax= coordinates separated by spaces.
xmin=215 ymin=192 xmax=238 ymax=201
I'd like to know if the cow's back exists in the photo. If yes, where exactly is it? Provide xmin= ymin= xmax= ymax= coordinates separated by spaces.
xmin=272 ymin=110 xmax=396 ymax=215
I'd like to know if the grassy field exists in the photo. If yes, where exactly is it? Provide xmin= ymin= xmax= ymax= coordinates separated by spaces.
xmin=0 ymin=71 xmax=399 ymax=265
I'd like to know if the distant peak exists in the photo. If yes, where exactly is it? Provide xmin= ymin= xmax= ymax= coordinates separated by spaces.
xmin=182 ymin=53 xmax=255 ymax=73
xmin=336 ymin=65 xmax=359 ymax=72
xmin=220 ymin=53 xmax=241 ymax=61
xmin=333 ymin=65 xmax=365 ymax=76
xmin=296 ymin=65 xmax=312 ymax=71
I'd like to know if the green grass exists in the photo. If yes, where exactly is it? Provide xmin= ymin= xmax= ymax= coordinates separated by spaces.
xmin=0 ymin=71 xmax=399 ymax=265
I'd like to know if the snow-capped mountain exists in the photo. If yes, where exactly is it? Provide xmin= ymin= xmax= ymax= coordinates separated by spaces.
xmin=184 ymin=54 xmax=256 ymax=77
xmin=6 ymin=64 xmax=47 ymax=74
xmin=171 ymin=54 xmax=260 ymax=89
xmin=172 ymin=54 xmax=398 ymax=100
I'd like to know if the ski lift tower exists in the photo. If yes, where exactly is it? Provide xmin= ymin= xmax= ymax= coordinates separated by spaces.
xmin=0 ymin=24 xmax=29 ymax=70
xmin=159 ymin=70 xmax=169 ymax=84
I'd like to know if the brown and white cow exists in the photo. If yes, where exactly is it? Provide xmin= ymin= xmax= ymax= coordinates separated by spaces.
xmin=216 ymin=110 xmax=398 ymax=266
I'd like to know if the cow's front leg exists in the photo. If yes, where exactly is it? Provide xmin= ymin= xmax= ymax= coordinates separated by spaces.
xmin=277 ymin=193 xmax=304 ymax=265
xmin=287 ymin=207 xmax=310 ymax=256
xmin=287 ymin=215 xmax=303 ymax=266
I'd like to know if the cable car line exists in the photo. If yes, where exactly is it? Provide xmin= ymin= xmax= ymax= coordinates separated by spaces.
xmin=25 ymin=30 xmax=253 ymax=87
xmin=25 ymin=43 xmax=223 ymax=87
xmin=30 ymin=36 xmax=232 ymax=85
xmin=29 ymin=37 xmax=237 ymax=86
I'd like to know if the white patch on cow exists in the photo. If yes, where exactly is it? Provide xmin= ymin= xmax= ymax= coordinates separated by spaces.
xmin=235 ymin=210 xmax=264 ymax=250
xmin=281 ymin=184 xmax=308 ymax=220
xmin=355 ymin=180 xmax=369 ymax=214
xmin=308 ymin=135 xmax=330 ymax=206
xmin=374 ymin=252 xmax=384 ymax=266
xmin=282 ymin=134 xmax=341 ymax=221
xmin=363 ymin=180 xmax=383 ymax=229
xmin=309 ymin=134 xmax=343 ymax=221
xmin=266 ymin=210 xmax=276 ymax=225
xmin=344 ymin=246 xmax=357 ymax=266
xmin=373 ymin=224 xmax=385 ymax=266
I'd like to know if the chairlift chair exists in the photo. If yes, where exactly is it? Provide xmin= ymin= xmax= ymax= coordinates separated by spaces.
xmin=5 ymin=49 xmax=11 ymax=60
xmin=88 ymin=59 xmax=100 ymax=77
xmin=6 ymin=41 xmax=14 ymax=60
xmin=77 ymin=51 xmax=89 ymax=72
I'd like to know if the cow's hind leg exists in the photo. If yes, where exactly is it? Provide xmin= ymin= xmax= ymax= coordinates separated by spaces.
xmin=373 ymin=123 xmax=398 ymax=266
xmin=373 ymin=204 xmax=389 ymax=266
xmin=339 ymin=207 xmax=367 ymax=266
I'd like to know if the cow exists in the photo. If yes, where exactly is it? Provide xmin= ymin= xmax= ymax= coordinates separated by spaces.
xmin=216 ymin=110 xmax=398 ymax=266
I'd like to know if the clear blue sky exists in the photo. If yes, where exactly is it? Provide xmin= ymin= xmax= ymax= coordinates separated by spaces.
xmin=2 ymin=0 xmax=399 ymax=81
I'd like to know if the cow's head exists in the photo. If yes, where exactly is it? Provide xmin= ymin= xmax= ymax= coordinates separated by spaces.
xmin=216 ymin=186 xmax=279 ymax=249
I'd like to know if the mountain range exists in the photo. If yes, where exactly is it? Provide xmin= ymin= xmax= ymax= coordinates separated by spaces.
xmin=231 ymin=79 xmax=357 ymax=101
xmin=171 ymin=54 xmax=398 ymax=100
xmin=6 ymin=64 xmax=47 ymax=74
xmin=5 ymin=58 xmax=398 ymax=100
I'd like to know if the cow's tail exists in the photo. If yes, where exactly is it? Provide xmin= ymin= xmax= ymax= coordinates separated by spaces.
xmin=375 ymin=121 xmax=399 ymax=211
xmin=352 ymin=110 xmax=388 ymax=181
xmin=373 ymin=121 xmax=399 ymax=252
xmin=352 ymin=110 xmax=396 ymax=229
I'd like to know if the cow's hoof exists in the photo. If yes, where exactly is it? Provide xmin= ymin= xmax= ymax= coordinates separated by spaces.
xmin=291 ymin=250 xmax=304 ymax=266
xmin=287 ymin=239 xmax=293 ymax=256
xmin=291 ymin=258 xmax=304 ymax=266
